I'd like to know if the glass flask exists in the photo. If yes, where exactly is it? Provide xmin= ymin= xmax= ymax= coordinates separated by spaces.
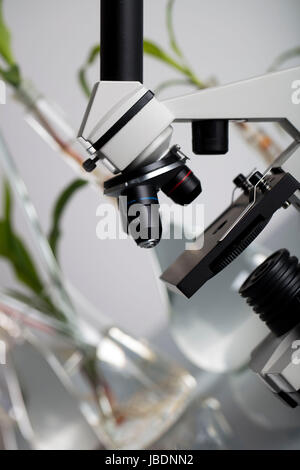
xmin=0 ymin=292 xmax=196 ymax=450
xmin=154 ymin=224 xmax=270 ymax=373
xmin=0 ymin=293 xmax=237 ymax=451
xmin=2 ymin=293 xmax=246 ymax=451
xmin=0 ymin=132 xmax=196 ymax=449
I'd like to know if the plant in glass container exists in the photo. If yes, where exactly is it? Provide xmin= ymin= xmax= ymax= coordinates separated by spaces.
xmin=0 ymin=2 xmax=197 ymax=449
xmin=0 ymin=125 xmax=197 ymax=450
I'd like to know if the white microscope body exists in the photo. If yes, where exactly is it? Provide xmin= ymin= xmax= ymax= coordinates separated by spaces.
xmin=78 ymin=67 xmax=300 ymax=175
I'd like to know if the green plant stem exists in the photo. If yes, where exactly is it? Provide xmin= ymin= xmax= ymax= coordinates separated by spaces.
xmin=166 ymin=0 xmax=184 ymax=60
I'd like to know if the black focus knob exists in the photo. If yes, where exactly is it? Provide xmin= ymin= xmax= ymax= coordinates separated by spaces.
xmin=233 ymin=173 xmax=253 ymax=194
xmin=240 ymin=249 xmax=300 ymax=337
xmin=83 ymin=158 xmax=98 ymax=173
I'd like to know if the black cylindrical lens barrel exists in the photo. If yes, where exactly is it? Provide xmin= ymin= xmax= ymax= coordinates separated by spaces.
xmin=121 ymin=185 xmax=162 ymax=248
xmin=192 ymin=120 xmax=229 ymax=155
xmin=161 ymin=166 xmax=202 ymax=206
xmin=101 ymin=0 xmax=144 ymax=82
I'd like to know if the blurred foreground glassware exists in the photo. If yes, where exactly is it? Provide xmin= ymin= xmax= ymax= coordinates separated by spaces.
xmin=0 ymin=133 xmax=196 ymax=449
xmin=150 ymin=394 xmax=236 ymax=450
xmin=0 ymin=334 xmax=34 ymax=450
xmin=154 ymin=224 xmax=270 ymax=373
xmin=191 ymin=367 xmax=300 ymax=450
xmin=0 ymin=295 xmax=235 ymax=451
xmin=0 ymin=293 xmax=196 ymax=450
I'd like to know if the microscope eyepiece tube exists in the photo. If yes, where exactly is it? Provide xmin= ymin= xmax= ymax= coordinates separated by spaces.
xmin=101 ymin=0 xmax=144 ymax=82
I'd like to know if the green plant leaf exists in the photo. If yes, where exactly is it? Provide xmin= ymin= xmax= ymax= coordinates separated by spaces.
xmin=86 ymin=44 xmax=100 ymax=65
xmin=166 ymin=0 xmax=183 ymax=59
xmin=8 ymin=289 xmax=68 ymax=324
xmin=49 ymin=179 xmax=87 ymax=259
xmin=144 ymin=39 xmax=205 ymax=89
xmin=0 ymin=63 xmax=21 ymax=87
xmin=0 ymin=1 xmax=22 ymax=88
xmin=78 ymin=68 xmax=91 ymax=98
xmin=145 ymin=1 xmax=205 ymax=89
xmin=79 ymin=41 xmax=189 ymax=95
xmin=79 ymin=37 xmax=205 ymax=97
xmin=0 ymin=220 xmax=44 ymax=295
xmin=268 ymin=47 xmax=300 ymax=72
xmin=3 ymin=180 xmax=11 ymax=228
xmin=0 ymin=0 xmax=15 ymax=66
xmin=0 ymin=181 xmax=44 ymax=295
xmin=155 ymin=78 xmax=192 ymax=95
xmin=78 ymin=44 xmax=100 ymax=98
xmin=0 ymin=182 xmax=67 ymax=322
xmin=144 ymin=39 xmax=187 ymax=74
xmin=79 ymin=40 xmax=190 ymax=96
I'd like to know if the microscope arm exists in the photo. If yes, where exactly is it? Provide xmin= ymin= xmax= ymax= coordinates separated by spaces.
xmin=164 ymin=66 xmax=300 ymax=142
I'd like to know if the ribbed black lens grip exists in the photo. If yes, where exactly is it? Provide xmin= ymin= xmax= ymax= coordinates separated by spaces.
xmin=240 ymin=249 xmax=300 ymax=336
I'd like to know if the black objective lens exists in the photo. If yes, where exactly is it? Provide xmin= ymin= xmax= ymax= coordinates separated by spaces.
xmin=120 ymin=185 xmax=162 ymax=249
xmin=161 ymin=166 xmax=202 ymax=205
xmin=192 ymin=120 xmax=229 ymax=155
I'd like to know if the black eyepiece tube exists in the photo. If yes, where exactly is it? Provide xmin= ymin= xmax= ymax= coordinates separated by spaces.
xmin=101 ymin=0 xmax=144 ymax=82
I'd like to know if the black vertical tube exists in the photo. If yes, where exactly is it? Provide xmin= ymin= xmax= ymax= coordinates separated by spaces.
xmin=101 ymin=0 xmax=144 ymax=82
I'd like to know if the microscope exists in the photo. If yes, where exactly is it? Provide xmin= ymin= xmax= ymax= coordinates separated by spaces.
xmin=78 ymin=0 xmax=300 ymax=408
